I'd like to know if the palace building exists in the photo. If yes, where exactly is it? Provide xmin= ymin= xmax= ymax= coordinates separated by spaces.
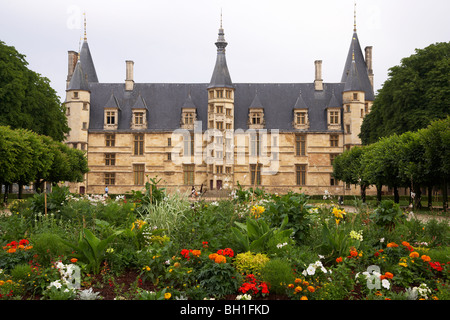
xmin=64 ymin=12 xmax=375 ymax=196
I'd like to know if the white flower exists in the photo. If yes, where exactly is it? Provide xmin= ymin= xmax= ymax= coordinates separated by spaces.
xmin=381 ymin=279 xmax=390 ymax=290
xmin=236 ymin=294 xmax=252 ymax=300
xmin=306 ymin=265 xmax=316 ymax=275
xmin=49 ymin=280 xmax=62 ymax=289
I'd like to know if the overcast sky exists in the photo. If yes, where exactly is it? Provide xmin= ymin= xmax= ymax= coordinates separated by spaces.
xmin=1 ymin=0 xmax=449 ymax=102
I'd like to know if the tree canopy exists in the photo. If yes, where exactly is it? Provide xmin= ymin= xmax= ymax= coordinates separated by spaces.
xmin=0 ymin=40 xmax=69 ymax=142
xmin=360 ymin=42 xmax=450 ymax=145
xmin=0 ymin=126 xmax=88 ymax=200
xmin=334 ymin=116 xmax=449 ymax=211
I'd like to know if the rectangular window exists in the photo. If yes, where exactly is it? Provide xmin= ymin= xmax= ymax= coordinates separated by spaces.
xmin=226 ymin=90 xmax=232 ymax=99
xmin=225 ymin=166 xmax=231 ymax=174
xmin=167 ymin=137 xmax=172 ymax=146
xmin=296 ymin=164 xmax=306 ymax=186
xmin=105 ymin=153 xmax=116 ymax=166
xmin=250 ymin=133 xmax=260 ymax=156
xmin=226 ymin=108 xmax=231 ymax=116
xmin=134 ymin=112 xmax=144 ymax=125
xmin=216 ymin=122 xmax=223 ymax=130
xmin=226 ymin=123 xmax=232 ymax=130
xmin=330 ymin=153 xmax=337 ymax=165
xmin=183 ymin=133 xmax=194 ymax=156
xmin=346 ymin=124 xmax=351 ymax=133
xmin=183 ymin=164 xmax=195 ymax=185
xmin=104 ymin=173 xmax=115 ymax=185
xmin=133 ymin=164 xmax=145 ymax=185
xmin=106 ymin=111 xmax=116 ymax=125
xmin=82 ymin=122 xmax=87 ymax=130
xmin=167 ymin=152 xmax=172 ymax=161
xmin=105 ymin=134 xmax=115 ymax=147
xmin=216 ymin=165 xmax=223 ymax=174
xmin=209 ymin=91 xmax=214 ymax=99
xmin=184 ymin=112 xmax=194 ymax=124
xmin=296 ymin=134 xmax=306 ymax=156
xmin=329 ymin=111 xmax=339 ymax=124
xmin=330 ymin=135 xmax=339 ymax=147
xmin=353 ymin=93 xmax=358 ymax=101
xmin=296 ymin=112 xmax=306 ymax=124
xmin=83 ymin=103 xmax=88 ymax=110
xmin=250 ymin=164 xmax=262 ymax=185
xmin=216 ymin=90 xmax=223 ymax=98
xmin=134 ymin=134 xmax=144 ymax=155
xmin=216 ymin=106 xmax=223 ymax=114
xmin=330 ymin=176 xmax=336 ymax=186
xmin=252 ymin=113 xmax=261 ymax=124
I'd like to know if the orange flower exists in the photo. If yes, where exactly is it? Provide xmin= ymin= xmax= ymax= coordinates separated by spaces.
xmin=350 ymin=249 xmax=358 ymax=257
xmin=336 ymin=257 xmax=343 ymax=263
xmin=409 ymin=252 xmax=419 ymax=259
xmin=192 ymin=250 xmax=201 ymax=257
xmin=384 ymin=272 xmax=394 ymax=279
xmin=214 ymin=254 xmax=226 ymax=264
xmin=307 ymin=286 xmax=315 ymax=293
xmin=402 ymin=241 xmax=410 ymax=247
xmin=387 ymin=242 xmax=398 ymax=248
xmin=70 ymin=258 xmax=78 ymax=263
xmin=208 ymin=253 xmax=218 ymax=261
xmin=7 ymin=248 xmax=16 ymax=253
xmin=294 ymin=286 xmax=302 ymax=293
xmin=421 ymin=255 xmax=431 ymax=262
xmin=288 ymin=284 xmax=294 ymax=289
xmin=300 ymin=296 xmax=308 ymax=300
xmin=294 ymin=278 xmax=302 ymax=284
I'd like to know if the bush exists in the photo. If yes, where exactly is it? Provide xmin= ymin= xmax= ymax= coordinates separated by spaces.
xmin=370 ymin=200 xmax=405 ymax=230
xmin=260 ymin=258 xmax=294 ymax=295
xmin=234 ymin=252 xmax=270 ymax=276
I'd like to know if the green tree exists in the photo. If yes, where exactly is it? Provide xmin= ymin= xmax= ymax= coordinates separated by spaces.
xmin=332 ymin=146 xmax=370 ymax=202
xmin=0 ymin=40 xmax=69 ymax=141
xmin=419 ymin=116 xmax=450 ymax=211
xmin=360 ymin=42 xmax=450 ymax=145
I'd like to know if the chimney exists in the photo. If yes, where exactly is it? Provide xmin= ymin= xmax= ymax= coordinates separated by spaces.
xmin=365 ymin=46 xmax=374 ymax=87
xmin=66 ymin=50 xmax=78 ymax=88
xmin=125 ymin=60 xmax=134 ymax=91
xmin=314 ymin=60 xmax=323 ymax=91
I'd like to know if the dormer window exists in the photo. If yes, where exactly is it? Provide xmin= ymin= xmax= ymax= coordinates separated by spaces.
xmin=104 ymin=108 xmax=118 ymax=130
xmin=327 ymin=108 xmax=341 ymax=131
xmin=181 ymin=108 xmax=197 ymax=130
xmin=293 ymin=109 xmax=309 ymax=130
xmin=73 ymin=91 xmax=79 ymax=99
xmin=248 ymin=108 xmax=265 ymax=129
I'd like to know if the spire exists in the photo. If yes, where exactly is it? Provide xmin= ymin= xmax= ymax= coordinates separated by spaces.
xmin=353 ymin=2 xmax=357 ymax=33
xmin=341 ymin=4 xmax=374 ymax=100
xmin=208 ymin=13 xmax=233 ymax=89
xmin=83 ymin=12 xmax=87 ymax=41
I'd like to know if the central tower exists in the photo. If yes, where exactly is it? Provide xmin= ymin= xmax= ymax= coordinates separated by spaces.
xmin=207 ymin=15 xmax=235 ymax=190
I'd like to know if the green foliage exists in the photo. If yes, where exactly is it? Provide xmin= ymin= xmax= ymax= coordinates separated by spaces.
xmin=231 ymin=216 xmax=292 ymax=253
xmin=360 ymin=42 xmax=450 ymax=145
xmin=265 ymin=191 xmax=313 ymax=243
xmin=260 ymin=258 xmax=293 ymax=295
xmin=370 ymin=200 xmax=405 ymax=230
xmin=234 ymin=251 xmax=270 ymax=276
xmin=0 ymin=40 xmax=69 ymax=141
xmin=197 ymin=260 xmax=242 ymax=298
xmin=61 ymin=228 xmax=123 ymax=274
xmin=30 ymin=232 xmax=71 ymax=265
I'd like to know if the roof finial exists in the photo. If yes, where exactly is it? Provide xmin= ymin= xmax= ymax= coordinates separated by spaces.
xmin=353 ymin=2 xmax=357 ymax=32
xmin=220 ymin=8 xmax=223 ymax=29
xmin=83 ymin=12 xmax=87 ymax=41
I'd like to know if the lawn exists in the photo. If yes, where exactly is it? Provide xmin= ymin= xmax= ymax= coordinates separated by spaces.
xmin=0 ymin=181 xmax=448 ymax=301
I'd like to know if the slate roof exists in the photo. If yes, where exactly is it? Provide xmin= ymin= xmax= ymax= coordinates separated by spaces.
xmin=88 ymin=82 xmax=345 ymax=133
xmin=67 ymin=60 xmax=89 ymax=91
xmin=341 ymin=32 xmax=374 ymax=100
xmin=74 ymin=27 xmax=374 ymax=134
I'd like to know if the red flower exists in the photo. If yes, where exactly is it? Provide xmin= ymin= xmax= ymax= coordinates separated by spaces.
xmin=429 ymin=261 xmax=443 ymax=272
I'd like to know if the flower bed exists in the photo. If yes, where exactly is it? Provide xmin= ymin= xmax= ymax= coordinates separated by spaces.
xmin=0 ymin=184 xmax=448 ymax=301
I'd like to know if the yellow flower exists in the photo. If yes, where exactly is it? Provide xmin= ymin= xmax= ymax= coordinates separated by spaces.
xmin=399 ymin=262 xmax=408 ymax=268
xmin=295 ymin=286 xmax=302 ymax=293
xmin=409 ymin=252 xmax=419 ymax=259
xmin=300 ymin=296 xmax=308 ymax=300
xmin=164 ymin=292 xmax=171 ymax=300
xmin=0 ymin=280 xmax=4 ymax=286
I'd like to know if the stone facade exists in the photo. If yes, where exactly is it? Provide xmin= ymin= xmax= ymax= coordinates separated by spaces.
xmin=64 ymin=17 xmax=376 ymax=197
